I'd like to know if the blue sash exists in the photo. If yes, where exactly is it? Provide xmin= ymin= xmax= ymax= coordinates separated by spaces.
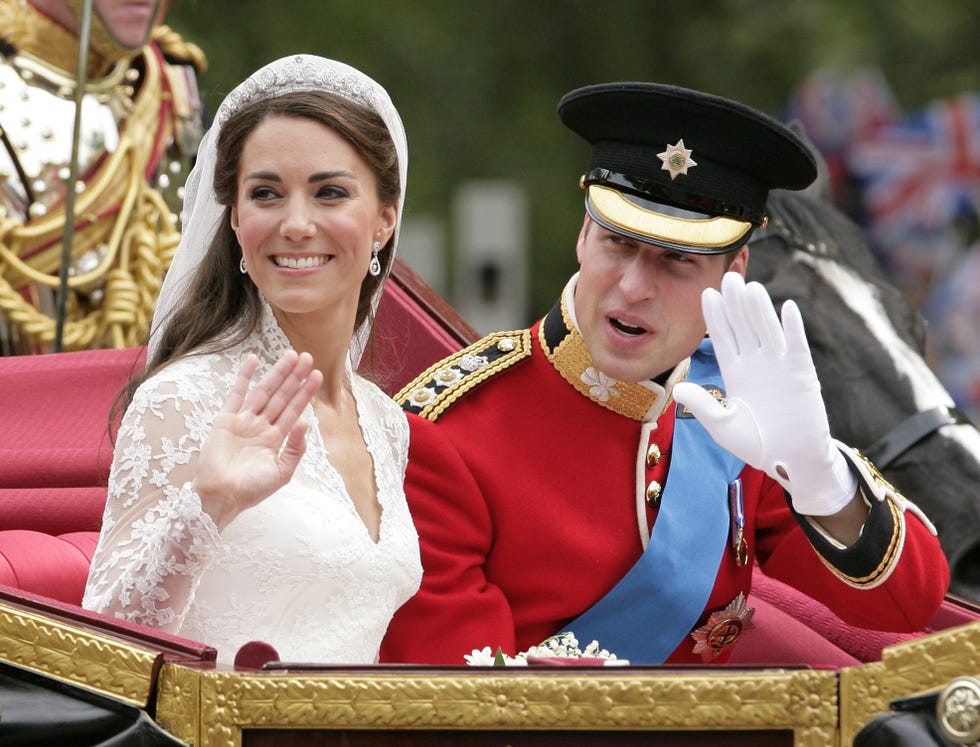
xmin=565 ymin=340 xmax=744 ymax=663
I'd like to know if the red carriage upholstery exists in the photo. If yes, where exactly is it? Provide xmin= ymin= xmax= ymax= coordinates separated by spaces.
xmin=0 ymin=257 xmax=975 ymax=668
xmin=0 ymin=344 xmax=141 ymax=604
xmin=732 ymin=570 xmax=947 ymax=667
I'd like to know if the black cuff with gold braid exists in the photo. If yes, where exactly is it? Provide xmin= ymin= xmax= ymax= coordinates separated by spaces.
xmin=788 ymin=444 xmax=913 ymax=589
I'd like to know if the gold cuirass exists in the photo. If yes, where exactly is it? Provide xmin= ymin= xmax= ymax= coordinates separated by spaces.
xmin=0 ymin=0 xmax=204 ymax=352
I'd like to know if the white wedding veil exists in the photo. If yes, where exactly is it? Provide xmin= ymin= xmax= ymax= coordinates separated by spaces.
xmin=148 ymin=54 xmax=409 ymax=366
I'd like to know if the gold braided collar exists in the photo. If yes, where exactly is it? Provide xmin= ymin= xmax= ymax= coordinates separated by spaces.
xmin=0 ymin=0 xmax=134 ymax=77
xmin=539 ymin=276 xmax=688 ymax=422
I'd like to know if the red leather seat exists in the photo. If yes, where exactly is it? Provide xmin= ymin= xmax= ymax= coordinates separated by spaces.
xmin=0 ymin=531 xmax=98 ymax=605
xmin=0 ymin=345 xmax=143 ymax=602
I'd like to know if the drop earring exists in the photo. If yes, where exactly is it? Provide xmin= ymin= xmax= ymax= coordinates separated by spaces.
xmin=240 ymin=257 xmax=247 ymax=274
xmin=369 ymin=241 xmax=382 ymax=277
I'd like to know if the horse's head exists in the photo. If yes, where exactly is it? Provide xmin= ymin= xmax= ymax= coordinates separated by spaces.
xmin=747 ymin=189 xmax=980 ymax=603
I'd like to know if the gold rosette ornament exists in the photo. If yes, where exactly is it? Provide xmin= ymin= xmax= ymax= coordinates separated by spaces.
xmin=690 ymin=592 xmax=756 ymax=660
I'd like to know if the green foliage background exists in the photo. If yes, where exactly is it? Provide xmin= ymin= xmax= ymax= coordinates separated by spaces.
xmin=168 ymin=0 xmax=979 ymax=321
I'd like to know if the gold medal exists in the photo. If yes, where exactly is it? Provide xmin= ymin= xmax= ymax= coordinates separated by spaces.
xmin=690 ymin=592 xmax=755 ymax=660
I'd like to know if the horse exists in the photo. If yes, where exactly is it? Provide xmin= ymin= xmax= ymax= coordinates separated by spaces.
xmin=747 ymin=188 xmax=980 ymax=604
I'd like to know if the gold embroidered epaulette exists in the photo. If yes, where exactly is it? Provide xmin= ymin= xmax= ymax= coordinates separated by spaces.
xmin=395 ymin=329 xmax=532 ymax=421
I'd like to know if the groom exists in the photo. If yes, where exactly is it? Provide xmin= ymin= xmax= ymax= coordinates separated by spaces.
xmin=381 ymin=81 xmax=949 ymax=665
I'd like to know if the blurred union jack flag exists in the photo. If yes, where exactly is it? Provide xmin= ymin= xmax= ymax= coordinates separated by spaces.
xmin=848 ymin=93 xmax=980 ymax=236
xmin=784 ymin=67 xmax=898 ymax=203
xmin=785 ymin=67 xmax=898 ymax=155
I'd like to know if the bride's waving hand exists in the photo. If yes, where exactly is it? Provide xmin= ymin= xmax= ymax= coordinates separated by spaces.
xmin=194 ymin=351 xmax=322 ymax=530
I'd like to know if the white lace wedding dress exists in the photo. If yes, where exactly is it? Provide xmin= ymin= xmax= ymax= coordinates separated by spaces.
xmin=82 ymin=304 xmax=422 ymax=665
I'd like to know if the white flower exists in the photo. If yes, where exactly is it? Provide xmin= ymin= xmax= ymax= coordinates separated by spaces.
xmin=464 ymin=647 xmax=497 ymax=666
xmin=433 ymin=367 xmax=463 ymax=387
xmin=464 ymin=646 xmax=525 ymax=666
xmin=581 ymin=368 xmax=620 ymax=402
xmin=406 ymin=386 xmax=437 ymax=408
xmin=466 ymin=634 xmax=623 ymax=666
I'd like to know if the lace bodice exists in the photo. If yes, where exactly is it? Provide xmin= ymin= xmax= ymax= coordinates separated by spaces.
xmin=82 ymin=306 xmax=422 ymax=664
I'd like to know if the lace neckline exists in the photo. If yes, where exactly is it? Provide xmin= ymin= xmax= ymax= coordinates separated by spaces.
xmin=307 ymin=382 xmax=387 ymax=545
xmin=248 ymin=299 xmax=388 ymax=545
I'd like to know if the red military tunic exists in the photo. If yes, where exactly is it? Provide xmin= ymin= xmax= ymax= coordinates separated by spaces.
xmin=381 ymin=293 xmax=949 ymax=665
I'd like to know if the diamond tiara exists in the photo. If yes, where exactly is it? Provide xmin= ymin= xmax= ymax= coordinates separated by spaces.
xmin=217 ymin=55 xmax=380 ymax=124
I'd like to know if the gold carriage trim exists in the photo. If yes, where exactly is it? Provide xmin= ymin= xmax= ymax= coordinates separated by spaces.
xmin=395 ymin=329 xmax=532 ymax=421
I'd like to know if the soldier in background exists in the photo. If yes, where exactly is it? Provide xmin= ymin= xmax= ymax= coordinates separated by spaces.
xmin=0 ymin=0 xmax=205 ymax=353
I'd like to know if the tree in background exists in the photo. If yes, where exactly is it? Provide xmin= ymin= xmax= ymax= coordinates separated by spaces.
xmin=167 ymin=0 xmax=979 ymax=319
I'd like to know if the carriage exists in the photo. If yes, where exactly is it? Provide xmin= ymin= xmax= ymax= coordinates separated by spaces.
xmin=0 ymin=256 xmax=978 ymax=746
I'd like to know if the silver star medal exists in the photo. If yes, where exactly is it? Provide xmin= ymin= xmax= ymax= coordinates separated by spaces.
xmin=657 ymin=139 xmax=697 ymax=180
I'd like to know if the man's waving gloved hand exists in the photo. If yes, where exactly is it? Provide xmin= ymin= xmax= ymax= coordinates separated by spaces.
xmin=673 ymin=272 xmax=857 ymax=516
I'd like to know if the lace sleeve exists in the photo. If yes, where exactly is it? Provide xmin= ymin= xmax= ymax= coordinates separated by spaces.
xmin=82 ymin=369 xmax=224 ymax=632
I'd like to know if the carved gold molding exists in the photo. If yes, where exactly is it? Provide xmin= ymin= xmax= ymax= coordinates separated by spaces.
xmin=839 ymin=619 xmax=980 ymax=745
xmin=156 ymin=662 xmax=203 ymax=745
xmin=5 ymin=603 xmax=972 ymax=747
xmin=839 ymin=661 xmax=888 ymax=747
xmin=190 ymin=668 xmax=839 ymax=747
xmin=0 ymin=601 xmax=159 ymax=706
xmin=884 ymin=620 xmax=980 ymax=690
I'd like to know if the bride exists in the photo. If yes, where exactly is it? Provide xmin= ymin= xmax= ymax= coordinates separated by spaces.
xmin=82 ymin=54 xmax=421 ymax=665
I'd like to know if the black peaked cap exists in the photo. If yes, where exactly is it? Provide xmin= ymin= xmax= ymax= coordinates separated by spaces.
xmin=558 ymin=82 xmax=818 ymax=252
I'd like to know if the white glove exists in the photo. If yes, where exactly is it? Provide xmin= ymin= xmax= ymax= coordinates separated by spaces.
xmin=672 ymin=272 xmax=857 ymax=516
